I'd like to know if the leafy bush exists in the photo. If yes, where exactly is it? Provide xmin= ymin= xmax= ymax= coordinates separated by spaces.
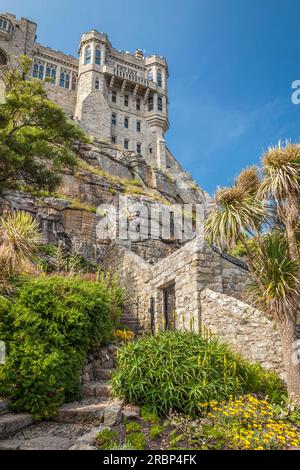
xmin=0 ymin=275 xmax=122 ymax=419
xmin=149 ymin=424 xmax=164 ymax=439
xmin=125 ymin=421 xmax=141 ymax=433
xmin=111 ymin=331 xmax=285 ymax=416
xmin=126 ymin=431 xmax=147 ymax=450
xmin=95 ymin=429 xmax=119 ymax=449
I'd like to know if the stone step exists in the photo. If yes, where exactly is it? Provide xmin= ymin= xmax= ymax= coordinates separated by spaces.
xmin=54 ymin=398 xmax=123 ymax=427
xmin=0 ymin=412 xmax=33 ymax=438
xmin=0 ymin=436 xmax=73 ymax=450
xmin=81 ymin=381 xmax=112 ymax=399
xmin=54 ymin=399 xmax=108 ymax=426
xmin=93 ymin=368 xmax=114 ymax=381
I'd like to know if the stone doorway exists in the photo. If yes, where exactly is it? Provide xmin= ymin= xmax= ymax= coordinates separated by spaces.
xmin=163 ymin=282 xmax=176 ymax=330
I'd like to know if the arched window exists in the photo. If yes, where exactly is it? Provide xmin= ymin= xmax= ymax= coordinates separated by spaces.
xmin=95 ymin=48 xmax=101 ymax=65
xmin=84 ymin=45 xmax=91 ymax=65
xmin=147 ymin=69 xmax=153 ymax=81
xmin=157 ymin=69 xmax=162 ymax=87
xmin=0 ymin=49 xmax=7 ymax=65
xmin=95 ymin=77 xmax=100 ymax=90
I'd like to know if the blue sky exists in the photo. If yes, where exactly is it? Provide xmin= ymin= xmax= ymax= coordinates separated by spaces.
xmin=3 ymin=0 xmax=300 ymax=194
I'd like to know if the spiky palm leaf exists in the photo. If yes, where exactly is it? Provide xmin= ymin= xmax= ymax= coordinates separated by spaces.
xmin=205 ymin=186 xmax=266 ymax=248
xmin=246 ymin=232 xmax=299 ymax=320
xmin=259 ymin=142 xmax=300 ymax=203
xmin=0 ymin=211 xmax=42 ymax=273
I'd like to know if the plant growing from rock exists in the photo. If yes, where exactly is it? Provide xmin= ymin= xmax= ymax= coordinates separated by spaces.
xmin=0 ymin=210 xmax=42 ymax=292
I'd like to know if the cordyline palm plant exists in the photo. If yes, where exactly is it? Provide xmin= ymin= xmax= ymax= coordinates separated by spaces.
xmin=206 ymin=147 xmax=300 ymax=405
xmin=0 ymin=210 xmax=42 ymax=292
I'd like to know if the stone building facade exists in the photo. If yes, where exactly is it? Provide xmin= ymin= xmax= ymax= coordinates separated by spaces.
xmin=0 ymin=12 xmax=169 ymax=168
xmin=102 ymin=238 xmax=284 ymax=377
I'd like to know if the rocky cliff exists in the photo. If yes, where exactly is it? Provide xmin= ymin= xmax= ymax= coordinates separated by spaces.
xmin=0 ymin=140 xmax=209 ymax=265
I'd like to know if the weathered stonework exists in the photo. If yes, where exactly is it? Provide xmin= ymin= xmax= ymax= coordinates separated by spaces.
xmin=102 ymin=238 xmax=284 ymax=376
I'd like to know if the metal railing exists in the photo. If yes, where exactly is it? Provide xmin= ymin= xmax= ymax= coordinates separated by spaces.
xmin=211 ymin=245 xmax=249 ymax=272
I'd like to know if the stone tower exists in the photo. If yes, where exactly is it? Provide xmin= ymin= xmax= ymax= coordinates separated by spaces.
xmin=74 ymin=30 xmax=111 ymax=141
xmin=0 ymin=12 xmax=170 ymax=169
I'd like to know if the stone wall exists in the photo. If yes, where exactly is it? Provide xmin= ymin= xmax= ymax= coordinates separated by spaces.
xmin=80 ymin=344 xmax=118 ymax=384
xmin=200 ymin=288 xmax=284 ymax=376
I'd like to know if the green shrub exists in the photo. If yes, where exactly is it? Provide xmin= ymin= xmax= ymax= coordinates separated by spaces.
xmin=127 ymin=431 xmax=147 ymax=450
xmin=125 ymin=421 xmax=142 ymax=433
xmin=111 ymin=331 xmax=285 ymax=416
xmin=140 ymin=406 xmax=160 ymax=423
xmin=0 ymin=275 xmax=122 ymax=419
xmin=149 ymin=424 xmax=164 ymax=439
xmin=96 ymin=429 xmax=119 ymax=449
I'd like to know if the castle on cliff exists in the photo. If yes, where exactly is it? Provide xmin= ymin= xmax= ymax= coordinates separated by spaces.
xmin=0 ymin=12 xmax=284 ymax=377
xmin=0 ymin=12 xmax=169 ymax=169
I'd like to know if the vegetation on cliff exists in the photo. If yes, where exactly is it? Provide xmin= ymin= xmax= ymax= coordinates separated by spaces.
xmin=0 ymin=56 xmax=86 ymax=193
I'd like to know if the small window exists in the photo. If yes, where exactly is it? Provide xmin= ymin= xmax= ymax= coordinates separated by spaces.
xmin=33 ymin=62 xmax=39 ymax=79
xmin=65 ymin=73 xmax=70 ymax=89
xmin=124 ymin=139 xmax=129 ymax=150
xmin=124 ymin=117 xmax=129 ymax=129
xmin=157 ymin=69 xmax=162 ymax=87
xmin=71 ymin=75 xmax=77 ymax=91
xmin=95 ymin=77 xmax=100 ymax=89
xmin=112 ymin=113 xmax=117 ymax=125
xmin=124 ymin=94 xmax=129 ymax=107
xmin=137 ymin=143 xmax=141 ymax=154
xmin=158 ymin=96 xmax=163 ymax=111
xmin=148 ymin=95 xmax=153 ymax=111
xmin=136 ymin=98 xmax=140 ymax=111
xmin=147 ymin=69 xmax=153 ymax=81
xmin=35 ymin=63 xmax=44 ymax=81
xmin=46 ymin=66 xmax=56 ymax=84
xmin=95 ymin=48 xmax=101 ymax=65
xmin=137 ymin=121 xmax=141 ymax=132
xmin=112 ymin=136 xmax=116 ymax=144
xmin=84 ymin=45 xmax=91 ymax=65
xmin=149 ymin=147 xmax=153 ymax=154
xmin=112 ymin=90 xmax=116 ymax=103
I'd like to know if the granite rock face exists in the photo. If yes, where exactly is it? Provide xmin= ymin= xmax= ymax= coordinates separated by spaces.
xmin=0 ymin=142 xmax=209 ymax=265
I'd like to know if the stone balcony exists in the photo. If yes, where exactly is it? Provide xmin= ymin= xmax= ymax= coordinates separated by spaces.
xmin=102 ymin=65 xmax=157 ymax=91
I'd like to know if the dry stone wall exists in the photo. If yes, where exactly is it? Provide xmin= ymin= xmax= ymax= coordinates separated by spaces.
xmin=200 ymin=288 xmax=284 ymax=376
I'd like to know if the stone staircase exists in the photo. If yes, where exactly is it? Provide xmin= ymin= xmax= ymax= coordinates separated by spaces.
xmin=0 ymin=400 xmax=34 ymax=440
xmin=0 ymin=345 xmax=138 ymax=450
